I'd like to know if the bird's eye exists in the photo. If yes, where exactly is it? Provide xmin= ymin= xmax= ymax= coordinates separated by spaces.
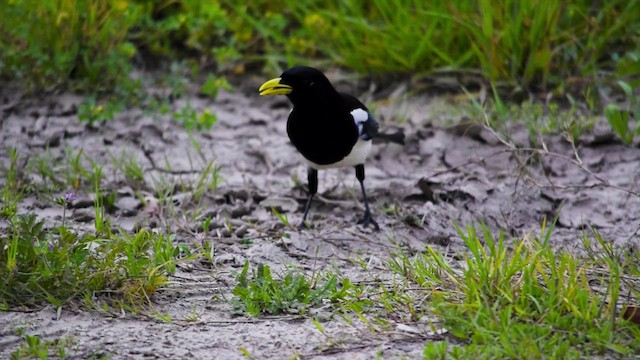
xmin=309 ymin=81 xmax=315 ymax=87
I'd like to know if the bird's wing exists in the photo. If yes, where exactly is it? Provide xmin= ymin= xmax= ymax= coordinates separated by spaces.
xmin=341 ymin=93 xmax=379 ymax=140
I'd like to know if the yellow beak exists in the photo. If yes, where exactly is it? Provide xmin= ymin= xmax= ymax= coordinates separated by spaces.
xmin=259 ymin=77 xmax=293 ymax=96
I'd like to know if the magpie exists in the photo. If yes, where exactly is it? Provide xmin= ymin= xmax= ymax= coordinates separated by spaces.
xmin=259 ymin=66 xmax=404 ymax=230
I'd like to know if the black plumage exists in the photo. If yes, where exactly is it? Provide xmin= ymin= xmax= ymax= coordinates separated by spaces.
xmin=259 ymin=66 xmax=404 ymax=229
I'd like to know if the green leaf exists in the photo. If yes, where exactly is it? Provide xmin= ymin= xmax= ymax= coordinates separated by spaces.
xmin=617 ymin=80 xmax=633 ymax=98
xmin=604 ymin=103 xmax=632 ymax=144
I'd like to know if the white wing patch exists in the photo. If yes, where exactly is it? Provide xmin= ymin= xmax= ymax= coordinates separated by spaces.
xmin=350 ymin=108 xmax=369 ymax=138
xmin=303 ymin=108 xmax=374 ymax=170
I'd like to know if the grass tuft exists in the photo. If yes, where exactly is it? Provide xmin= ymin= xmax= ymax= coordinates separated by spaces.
xmin=0 ymin=212 xmax=189 ymax=308
xmin=232 ymin=261 xmax=364 ymax=317
xmin=391 ymin=221 xmax=640 ymax=358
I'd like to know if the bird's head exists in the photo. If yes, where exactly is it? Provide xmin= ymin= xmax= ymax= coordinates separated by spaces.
xmin=259 ymin=66 xmax=336 ymax=105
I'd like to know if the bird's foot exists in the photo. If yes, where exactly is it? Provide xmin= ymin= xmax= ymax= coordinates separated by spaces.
xmin=357 ymin=212 xmax=380 ymax=231
xmin=298 ymin=220 xmax=312 ymax=230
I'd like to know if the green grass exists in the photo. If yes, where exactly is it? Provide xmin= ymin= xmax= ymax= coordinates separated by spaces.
xmin=389 ymin=221 xmax=640 ymax=358
xmin=1 ymin=0 xmax=638 ymax=93
xmin=0 ymin=0 xmax=139 ymax=92
xmin=10 ymin=334 xmax=74 ymax=360
xmin=0 ymin=212 xmax=189 ymax=308
xmin=455 ymin=85 xmax=600 ymax=142
xmin=0 ymin=149 xmax=194 ymax=309
xmin=222 ymin=0 xmax=640 ymax=89
xmin=1 ymin=149 xmax=23 ymax=219
xmin=232 ymin=261 xmax=368 ymax=316
xmin=228 ymin=218 xmax=640 ymax=359
xmin=2 ymin=0 xmax=637 ymax=145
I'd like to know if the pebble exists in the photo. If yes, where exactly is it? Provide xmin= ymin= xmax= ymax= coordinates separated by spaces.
xmin=196 ymin=209 xmax=217 ymax=221
xmin=46 ymin=130 xmax=64 ymax=147
xmin=235 ymin=225 xmax=249 ymax=238
xmin=116 ymin=196 xmax=141 ymax=216
xmin=70 ymin=198 xmax=95 ymax=209
xmin=219 ymin=228 xmax=232 ymax=237
xmin=231 ymin=205 xmax=252 ymax=218
xmin=72 ymin=208 xmax=95 ymax=223
xmin=103 ymin=135 xmax=115 ymax=145
xmin=118 ymin=218 xmax=137 ymax=232
xmin=260 ymin=196 xmax=299 ymax=213
xmin=117 ymin=186 xmax=135 ymax=197
xmin=57 ymin=93 xmax=83 ymax=115
xmin=246 ymin=108 xmax=271 ymax=124
xmin=223 ymin=188 xmax=250 ymax=202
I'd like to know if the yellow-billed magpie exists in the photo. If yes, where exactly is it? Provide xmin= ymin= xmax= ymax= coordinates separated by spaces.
xmin=259 ymin=66 xmax=404 ymax=229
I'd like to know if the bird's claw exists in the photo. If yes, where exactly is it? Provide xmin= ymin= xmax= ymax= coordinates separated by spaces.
xmin=298 ymin=221 xmax=312 ymax=230
xmin=357 ymin=212 xmax=380 ymax=231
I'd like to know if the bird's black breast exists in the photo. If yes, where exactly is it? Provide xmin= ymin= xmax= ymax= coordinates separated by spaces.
xmin=287 ymin=105 xmax=359 ymax=165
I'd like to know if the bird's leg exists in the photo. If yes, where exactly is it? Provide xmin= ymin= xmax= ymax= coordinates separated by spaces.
xmin=299 ymin=167 xmax=318 ymax=229
xmin=355 ymin=164 xmax=379 ymax=230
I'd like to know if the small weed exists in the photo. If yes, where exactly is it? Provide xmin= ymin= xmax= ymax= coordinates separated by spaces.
xmin=196 ymin=232 xmax=215 ymax=264
xmin=201 ymin=217 xmax=213 ymax=233
xmin=231 ymin=262 xmax=362 ymax=316
xmin=604 ymin=80 xmax=638 ymax=144
xmin=191 ymin=161 xmax=221 ymax=202
xmin=239 ymin=347 xmax=252 ymax=359
xmin=93 ymin=189 xmax=111 ymax=238
xmin=25 ymin=149 xmax=62 ymax=193
xmin=77 ymin=97 xmax=121 ymax=127
xmin=0 ymin=207 xmax=189 ymax=308
xmin=271 ymin=208 xmax=290 ymax=227
xmin=174 ymin=103 xmax=218 ymax=131
xmin=183 ymin=305 xmax=202 ymax=322
xmin=459 ymin=88 xmax=598 ymax=142
xmin=63 ymin=148 xmax=104 ymax=190
xmin=55 ymin=191 xmax=77 ymax=227
xmin=605 ymin=104 xmax=633 ymax=144
xmin=1 ymin=148 xmax=24 ymax=219
xmin=10 ymin=334 xmax=74 ymax=360
xmin=150 ymin=309 xmax=172 ymax=323
xmin=111 ymin=151 xmax=145 ymax=188
xmin=422 ymin=341 xmax=448 ymax=360
xmin=201 ymin=75 xmax=232 ymax=99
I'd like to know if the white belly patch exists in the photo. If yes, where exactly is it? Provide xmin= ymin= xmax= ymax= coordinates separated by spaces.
xmin=304 ymin=139 xmax=372 ymax=170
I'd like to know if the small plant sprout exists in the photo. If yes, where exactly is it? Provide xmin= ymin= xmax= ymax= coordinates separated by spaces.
xmin=174 ymin=103 xmax=217 ymax=131
xmin=196 ymin=232 xmax=206 ymax=247
xmin=56 ymin=191 xmax=76 ymax=226
xmin=197 ymin=232 xmax=215 ymax=263
xmin=271 ymin=208 xmax=290 ymax=227
xmin=150 ymin=309 xmax=172 ymax=323
xmin=183 ymin=305 xmax=202 ymax=322
xmin=201 ymin=216 xmax=213 ymax=233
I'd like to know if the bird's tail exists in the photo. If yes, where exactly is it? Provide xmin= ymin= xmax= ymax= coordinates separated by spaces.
xmin=375 ymin=129 xmax=405 ymax=145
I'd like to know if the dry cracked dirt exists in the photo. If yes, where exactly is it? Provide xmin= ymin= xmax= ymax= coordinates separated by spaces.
xmin=1 ymin=74 xmax=640 ymax=359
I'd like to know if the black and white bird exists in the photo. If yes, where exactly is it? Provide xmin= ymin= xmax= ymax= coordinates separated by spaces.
xmin=259 ymin=66 xmax=404 ymax=229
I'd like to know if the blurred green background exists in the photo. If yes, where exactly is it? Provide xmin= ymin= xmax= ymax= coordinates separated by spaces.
xmin=1 ymin=0 xmax=639 ymax=93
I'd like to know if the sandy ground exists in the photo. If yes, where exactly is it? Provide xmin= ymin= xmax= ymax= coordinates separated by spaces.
xmin=1 ymin=76 xmax=640 ymax=359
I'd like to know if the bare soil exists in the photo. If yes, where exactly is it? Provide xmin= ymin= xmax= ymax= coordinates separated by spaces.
xmin=1 ymin=76 xmax=639 ymax=359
